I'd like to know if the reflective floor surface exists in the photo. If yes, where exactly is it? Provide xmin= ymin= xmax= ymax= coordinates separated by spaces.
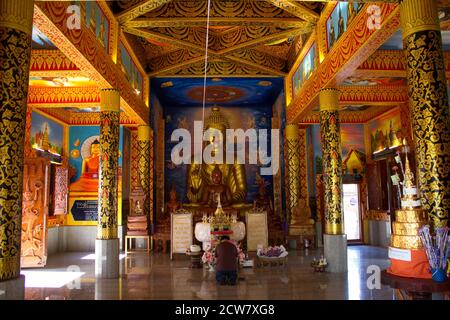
xmin=24 ymin=246 xmax=396 ymax=300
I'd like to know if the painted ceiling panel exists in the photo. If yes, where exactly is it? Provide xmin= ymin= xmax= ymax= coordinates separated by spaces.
xmin=151 ymin=77 xmax=284 ymax=107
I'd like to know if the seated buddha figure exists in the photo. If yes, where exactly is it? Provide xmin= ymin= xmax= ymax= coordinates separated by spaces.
xmin=290 ymin=198 xmax=315 ymax=226
xmin=201 ymin=164 xmax=233 ymax=208
xmin=186 ymin=107 xmax=247 ymax=207
xmin=70 ymin=139 xmax=100 ymax=192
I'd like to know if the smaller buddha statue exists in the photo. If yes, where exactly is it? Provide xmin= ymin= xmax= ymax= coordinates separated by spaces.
xmin=200 ymin=164 xmax=232 ymax=208
xmin=134 ymin=200 xmax=143 ymax=216
xmin=167 ymin=184 xmax=180 ymax=214
xmin=290 ymin=198 xmax=315 ymax=227
xmin=70 ymin=139 xmax=100 ymax=192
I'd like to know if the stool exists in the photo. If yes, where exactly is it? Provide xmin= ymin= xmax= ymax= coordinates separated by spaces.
xmin=125 ymin=235 xmax=151 ymax=255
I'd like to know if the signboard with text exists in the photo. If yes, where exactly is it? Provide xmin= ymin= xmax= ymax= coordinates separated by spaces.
xmin=246 ymin=211 xmax=268 ymax=251
xmin=171 ymin=212 xmax=193 ymax=259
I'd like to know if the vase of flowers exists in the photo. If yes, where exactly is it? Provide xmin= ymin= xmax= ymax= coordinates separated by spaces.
xmin=202 ymin=244 xmax=216 ymax=271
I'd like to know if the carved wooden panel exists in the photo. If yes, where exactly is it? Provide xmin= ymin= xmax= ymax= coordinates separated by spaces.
xmin=21 ymin=158 xmax=50 ymax=268
xmin=53 ymin=166 xmax=68 ymax=215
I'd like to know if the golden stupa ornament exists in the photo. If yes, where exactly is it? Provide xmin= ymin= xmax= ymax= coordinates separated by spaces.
xmin=400 ymin=140 xmax=422 ymax=210
xmin=208 ymin=193 xmax=231 ymax=231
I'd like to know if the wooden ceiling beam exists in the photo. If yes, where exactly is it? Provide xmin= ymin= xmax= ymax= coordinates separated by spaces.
xmin=217 ymin=26 xmax=313 ymax=55
xmin=123 ymin=26 xmax=210 ymax=53
xmin=125 ymin=17 xmax=309 ymax=28
xmin=263 ymin=0 xmax=319 ymax=23
xmin=116 ymin=0 xmax=173 ymax=24
xmin=223 ymin=56 xmax=286 ymax=76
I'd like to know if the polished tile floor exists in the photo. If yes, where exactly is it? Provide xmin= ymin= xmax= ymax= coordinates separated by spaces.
xmin=23 ymin=246 xmax=396 ymax=300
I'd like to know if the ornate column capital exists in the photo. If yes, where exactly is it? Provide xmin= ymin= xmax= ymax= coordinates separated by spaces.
xmin=0 ymin=0 xmax=34 ymax=35
xmin=100 ymin=89 xmax=120 ymax=113
xmin=137 ymin=125 xmax=151 ymax=141
xmin=319 ymin=88 xmax=340 ymax=112
xmin=285 ymin=123 xmax=299 ymax=140
xmin=400 ymin=0 xmax=440 ymax=39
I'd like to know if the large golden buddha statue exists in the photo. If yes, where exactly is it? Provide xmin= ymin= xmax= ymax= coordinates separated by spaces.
xmin=186 ymin=107 xmax=247 ymax=207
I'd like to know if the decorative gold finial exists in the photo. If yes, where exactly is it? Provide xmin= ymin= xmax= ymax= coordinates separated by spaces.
xmin=404 ymin=156 xmax=414 ymax=188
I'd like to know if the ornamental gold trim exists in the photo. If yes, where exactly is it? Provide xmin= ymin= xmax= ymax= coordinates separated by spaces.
xmin=325 ymin=223 xmax=344 ymax=235
xmin=0 ymin=256 xmax=20 ymax=281
xmin=100 ymin=89 xmax=120 ymax=113
xmin=395 ymin=209 xmax=428 ymax=223
xmin=319 ymin=88 xmax=340 ymax=112
xmin=0 ymin=0 xmax=34 ymax=35
xmin=391 ymin=235 xmax=423 ymax=249
xmin=137 ymin=125 xmax=151 ymax=141
xmin=392 ymin=222 xmax=427 ymax=236
xmin=400 ymin=0 xmax=440 ymax=39
xmin=285 ymin=123 xmax=299 ymax=140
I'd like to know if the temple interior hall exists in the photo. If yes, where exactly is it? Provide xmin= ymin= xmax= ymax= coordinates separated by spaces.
xmin=0 ymin=0 xmax=450 ymax=301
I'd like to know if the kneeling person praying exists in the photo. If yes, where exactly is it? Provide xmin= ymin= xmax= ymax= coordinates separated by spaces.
xmin=215 ymin=236 xmax=238 ymax=285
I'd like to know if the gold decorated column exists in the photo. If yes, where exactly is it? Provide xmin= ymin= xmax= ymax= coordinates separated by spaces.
xmin=401 ymin=0 xmax=450 ymax=227
xmin=319 ymin=89 xmax=343 ymax=235
xmin=97 ymin=89 xmax=121 ymax=239
xmin=0 ymin=0 xmax=34 ymax=283
xmin=137 ymin=125 xmax=152 ymax=227
xmin=285 ymin=124 xmax=300 ymax=227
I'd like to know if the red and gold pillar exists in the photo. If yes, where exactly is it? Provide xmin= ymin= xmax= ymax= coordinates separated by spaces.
xmin=95 ymin=88 xmax=121 ymax=278
xmin=320 ymin=89 xmax=344 ymax=235
xmin=137 ymin=125 xmax=152 ymax=228
xmin=0 ymin=0 xmax=34 ymax=298
xmin=319 ymin=88 xmax=347 ymax=272
xmin=401 ymin=0 xmax=450 ymax=228
xmin=285 ymin=124 xmax=300 ymax=230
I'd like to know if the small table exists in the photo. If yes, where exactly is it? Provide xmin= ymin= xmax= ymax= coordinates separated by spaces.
xmin=186 ymin=251 xmax=203 ymax=268
xmin=125 ymin=235 xmax=151 ymax=255
xmin=381 ymin=270 xmax=450 ymax=300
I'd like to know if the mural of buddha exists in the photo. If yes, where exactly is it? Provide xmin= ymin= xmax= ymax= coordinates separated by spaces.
xmin=186 ymin=107 xmax=247 ymax=207
xmin=70 ymin=139 xmax=100 ymax=192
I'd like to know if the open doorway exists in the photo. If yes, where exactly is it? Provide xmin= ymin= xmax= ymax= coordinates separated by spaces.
xmin=343 ymin=183 xmax=363 ymax=243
